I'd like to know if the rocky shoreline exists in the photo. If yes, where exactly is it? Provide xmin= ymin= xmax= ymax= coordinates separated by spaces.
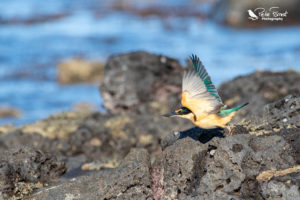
xmin=0 ymin=52 xmax=299 ymax=199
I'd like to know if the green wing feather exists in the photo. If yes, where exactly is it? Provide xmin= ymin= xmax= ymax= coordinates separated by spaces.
xmin=218 ymin=103 xmax=249 ymax=117
xmin=190 ymin=54 xmax=222 ymax=103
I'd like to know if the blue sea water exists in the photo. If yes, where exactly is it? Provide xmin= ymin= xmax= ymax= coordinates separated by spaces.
xmin=0 ymin=0 xmax=300 ymax=125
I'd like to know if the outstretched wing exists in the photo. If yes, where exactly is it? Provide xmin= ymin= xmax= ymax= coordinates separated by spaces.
xmin=181 ymin=54 xmax=223 ymax=119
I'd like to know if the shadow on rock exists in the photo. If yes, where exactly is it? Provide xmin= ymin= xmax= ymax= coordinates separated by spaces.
xmin=161 ymin=124 xmax=251 ymax=150
xmin=161 ymin=127 xmax=225 ymax=150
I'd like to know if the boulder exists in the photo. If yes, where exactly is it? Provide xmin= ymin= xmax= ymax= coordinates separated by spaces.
xmin=99 ymin=51 xmax=183 ymax=114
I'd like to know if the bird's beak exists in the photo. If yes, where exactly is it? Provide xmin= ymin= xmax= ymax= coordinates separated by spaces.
xmin=162 ymin=111 xmax=178 ymax=117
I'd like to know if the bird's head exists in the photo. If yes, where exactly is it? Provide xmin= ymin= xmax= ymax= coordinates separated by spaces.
xmin=163 ymin=107 xmax=196 ymax=121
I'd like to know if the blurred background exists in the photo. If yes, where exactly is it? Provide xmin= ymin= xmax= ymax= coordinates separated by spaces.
xmin=0 ymin=0 xmax=300 ymax=125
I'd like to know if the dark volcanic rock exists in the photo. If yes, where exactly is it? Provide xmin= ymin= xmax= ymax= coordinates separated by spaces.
xmin=100 ymin=51 xmax=183 ymax=114
xmin=29 ymin=148 xmax=152 ymax=200
xmin=65 ymin=111 xmax=190 ymax=162
xmin=26 ymin=127 xmax=300 ymax=200
xmin=159 ymin=132 xmax=300 ymax=200
xmin=72 ymin=111 xmax=191 ymax=159
xmin=263 ymin=94 xmax=300 ymax=129
xmin=0 ymin=111 xmax=192 ymax=184
xmin=0 ymin=147 xmax=66 ymax=199
xmin=98 ymin=148 xmax=152 ymax=200
xmin=239 ymin=94 xmax=300 ymax=135
xmin=0 ymin=130 xmax=67 ymax=154
xmin=219 ymin=70 xmax=300 ymax=122
xmin=280 ymin=128 xmax=300 ymax=164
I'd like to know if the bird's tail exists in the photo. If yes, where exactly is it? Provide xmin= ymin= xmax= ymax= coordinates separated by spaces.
xmin=218 ymin=103 xmax=249 ymax=117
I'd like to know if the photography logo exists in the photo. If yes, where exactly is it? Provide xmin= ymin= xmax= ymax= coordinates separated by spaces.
xmin=248 ymin=10 xmax=259 ymax=20
xmin=248 ymin=7 xmax=288 ymax=21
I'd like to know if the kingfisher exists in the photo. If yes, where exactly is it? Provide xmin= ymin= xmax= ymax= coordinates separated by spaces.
xmin=163 ymin=54 xmax=248 ymax=133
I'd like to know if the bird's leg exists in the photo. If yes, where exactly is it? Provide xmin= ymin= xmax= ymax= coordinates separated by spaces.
xmin=225 ymin=125 xmax=233 ymax=136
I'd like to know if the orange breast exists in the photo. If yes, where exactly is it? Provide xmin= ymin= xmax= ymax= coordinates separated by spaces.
xmin=193 ymin=112 xmax=235 ymax=129
xmin=181 ymin=92 xmax=213 ymax=120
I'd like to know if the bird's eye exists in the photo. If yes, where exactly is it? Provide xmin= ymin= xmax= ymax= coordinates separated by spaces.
xmin=180 ymin=107 xmax=191 ymax=114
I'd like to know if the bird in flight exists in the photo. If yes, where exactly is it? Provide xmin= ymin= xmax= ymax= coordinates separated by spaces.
xmin=163 ymin=54 xmax=248 ymax=134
